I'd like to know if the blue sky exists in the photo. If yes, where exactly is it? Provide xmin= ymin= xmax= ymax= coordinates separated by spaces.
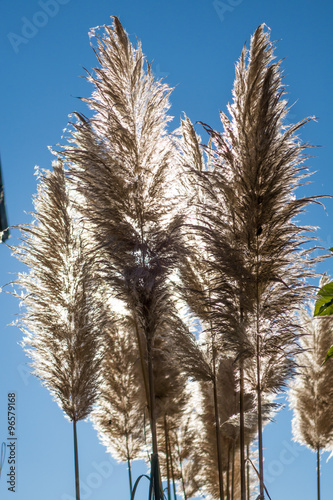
xmin=0 ymin=0 xmax=333 ymax=499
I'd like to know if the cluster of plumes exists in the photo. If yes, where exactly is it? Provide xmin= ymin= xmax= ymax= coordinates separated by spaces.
xmin=14 ymin=17 xmax=323 ymax=500
xmin=63 ymin=18 xmax=184 ymax=313
xmin=181 ymin=24 xmax=320 ymax=383
xmin=60 ymin=15 xmax=196 ymax=496
xmin=290 ymin=277 xmax=333 ymax=454
xmin=177 ymin=23 xmax=322 ymax=498
xmin=14 ymin=162 xmax=105 ymax=422
xmin=61 ymin=13 xmax=190 ymax=427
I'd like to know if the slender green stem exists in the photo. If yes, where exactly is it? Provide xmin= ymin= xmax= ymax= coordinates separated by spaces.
xmin=73 ymin=419 xmax=80 ymax=500
xmin=127 ymin=457 xmax=133 ymax=497
xmin=126 ymin=434 xmax=133 ymax=497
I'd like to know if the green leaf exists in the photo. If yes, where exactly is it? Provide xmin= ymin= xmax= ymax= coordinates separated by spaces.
xmin=314 ymin=281 xmax=333 ymax=316
xmin=322 ymin=345 xmax=333 ymax=366
xmin=328 ymin=248 xmax=333 ymax=253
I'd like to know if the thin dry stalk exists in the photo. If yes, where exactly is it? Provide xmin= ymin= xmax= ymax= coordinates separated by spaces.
xmin=13 ymin=162 xmax=105 ymax=500
xmin=182 ymin=24 xmax=322 ymax=498
xmin=91 ymin=317 xmax=146 ymax=496
xmin=178 ymin=116 xmax=252 ymax=500
xmin=290 ymin=281 xmax=333 ymax=499
xmin=59 ymin=17 xmax=185 ymax=499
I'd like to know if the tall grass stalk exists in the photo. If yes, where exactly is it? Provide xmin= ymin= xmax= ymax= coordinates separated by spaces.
xmin=178 ymin=116 xmax=227 ymax=499
xmin=290 ymin=281 xmax=333 ymax=500
xmin=60 ymin=17 xmax=185 ymax=499
xmin=183 ymin=24 xmax=321 ymax=497
xmin=13 ymin=162 xmax=105 ymax=500
xmin=91 ymin=318 xmax=146 ymax=497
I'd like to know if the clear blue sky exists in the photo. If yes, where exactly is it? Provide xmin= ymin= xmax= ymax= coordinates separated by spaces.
xmin=0 ymin=1 xmax=332 ymax=499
